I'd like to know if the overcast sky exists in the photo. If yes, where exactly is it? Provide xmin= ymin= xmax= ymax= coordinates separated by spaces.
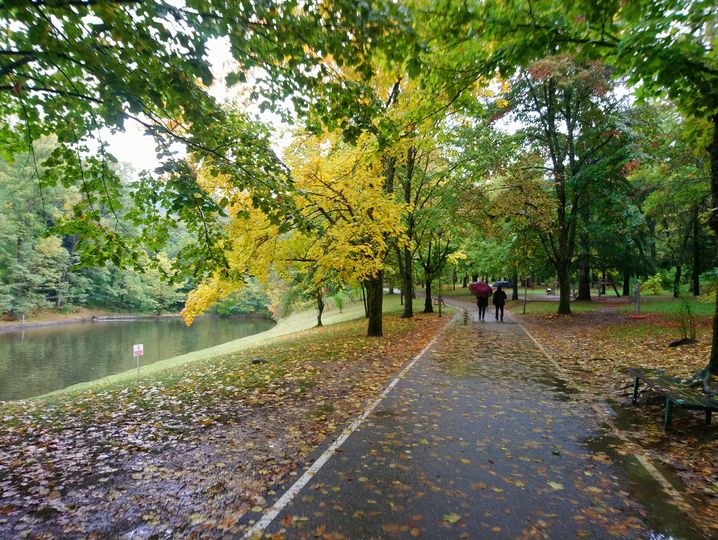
xmin=105 ymin=37 xmax=291 ymax=173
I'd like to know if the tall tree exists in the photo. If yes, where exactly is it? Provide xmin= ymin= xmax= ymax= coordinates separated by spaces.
xmin=435 ymin=0 xmax=718 ymax=377
xmin=181 ymin=132 xmax=405 ymax=333
xmin=1 ymin=0 xmax=414 ymax=279
xmin=505 ymin=56 xmax=629 ymax=313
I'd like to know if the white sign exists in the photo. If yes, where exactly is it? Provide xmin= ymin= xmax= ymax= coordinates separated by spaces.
xmin=133 ymin=344 xmax=144 ymax=357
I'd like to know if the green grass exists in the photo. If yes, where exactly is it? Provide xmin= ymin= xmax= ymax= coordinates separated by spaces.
xmin=619 ymin=296 xmax=714 ymax=317
xmin=33 ymin=294 xmax=411 ymax=401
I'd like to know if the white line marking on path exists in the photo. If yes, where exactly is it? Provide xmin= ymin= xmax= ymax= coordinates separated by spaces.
xmin=512 ymin=318 xmax=569 ymax=377
xmin=241 ymin=313 xmax=459 ymax=539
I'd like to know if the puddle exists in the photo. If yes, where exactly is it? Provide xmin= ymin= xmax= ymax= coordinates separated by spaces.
xmin=586 ymin=431 xmax=706 ymax=539
xmin=534 ymin=373 xmax=580 ymax=398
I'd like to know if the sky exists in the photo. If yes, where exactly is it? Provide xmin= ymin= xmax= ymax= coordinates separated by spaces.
xmin=105 ymin=37 xmax=291 ymax=173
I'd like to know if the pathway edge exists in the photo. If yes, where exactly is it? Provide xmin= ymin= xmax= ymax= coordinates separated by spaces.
xmin=515 ymin=313 xmax=699 ymax=533
xmin=241 ymin=312 xmax=460 ymax=539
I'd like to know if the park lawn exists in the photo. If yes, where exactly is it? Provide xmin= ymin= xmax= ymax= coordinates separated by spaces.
xmin=513 ymin=306 xmax=718 ymax=531
xmin=0 ymin=303 xmax=451 ymax=538
xmin=618 ymin=295 xmax=715 ymax=317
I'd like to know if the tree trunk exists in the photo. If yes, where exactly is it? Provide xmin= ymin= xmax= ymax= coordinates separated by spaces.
xmin=577 ymin=251 xmax=591 ymax=300
xmin=693 ymin=207 xmax=700 ymax=296
xmin=577 ymin=200 xmax=591 ymax=300
xmin=557 ymin=263 xmax=572 ymax=315
xmin=511 ymin=272 xmax=519 ymax=301
xmin=452 ymin=268 xmax=456 ymax=290
xmin=365 ymin=274 xmax=383 ymax=337
xmin=622 ymin=268 xmax=630 ymax=296
xmin=462 ymin=275 xmax=468 ymax=288
xmin=399 ymin=147 xmax=415 ymax=318
xmin=361 ymin=283 xmax=368 ymax=318
xmin=401 ymin=244 xmax=413 ymax=318
xmin=673 ymin=263 xmax=681 ymax=298
xmin=472 ymin=274 xmax=478 ymax=282
xmin=603 ymin=268 xmax=621 ymax=297
xmin=707 ymin=115 xmax=718 ymax=375
xmin=423 ymin=280 xmax=433 ymax=313
xmin=316 ymin=291 xmax=324 ymax=327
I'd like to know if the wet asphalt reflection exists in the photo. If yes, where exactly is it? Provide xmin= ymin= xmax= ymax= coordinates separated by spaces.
xmin=260 ymin=310 xmax=688 ymax=539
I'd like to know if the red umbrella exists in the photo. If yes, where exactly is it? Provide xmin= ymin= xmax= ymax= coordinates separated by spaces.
xmin=469 ymin=281 xmax=493 ymax=297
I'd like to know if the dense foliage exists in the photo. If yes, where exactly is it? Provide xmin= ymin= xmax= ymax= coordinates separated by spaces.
xmin=2 ymin=0 xmax=717 ymax=346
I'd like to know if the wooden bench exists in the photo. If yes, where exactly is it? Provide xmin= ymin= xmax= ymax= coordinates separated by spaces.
xmin=433 ymin=298 xmax=446 ymax=306
xmin=629 ymin=367 xmax=718 ymax=428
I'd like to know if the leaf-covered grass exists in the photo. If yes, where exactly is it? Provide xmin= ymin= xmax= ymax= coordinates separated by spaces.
xmin=606 ymin=322 xmax=669 ymax=339
xmin=514 ymin=305 xmax=718 ymax=534
xmin=507 ymin=299 xmax=602 ymax=315
xmin=0 ymin=304 xmax=450 ymax=538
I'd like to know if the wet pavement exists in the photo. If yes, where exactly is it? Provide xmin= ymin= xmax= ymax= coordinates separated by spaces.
xmin=253 ymin=306 xmax=697 ymax=539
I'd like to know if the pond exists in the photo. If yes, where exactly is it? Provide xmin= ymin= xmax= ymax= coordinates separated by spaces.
xmin=0 ymin=316 xmax=275 ymax=401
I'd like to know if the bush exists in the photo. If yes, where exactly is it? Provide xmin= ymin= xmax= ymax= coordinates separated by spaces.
xmin=676 ymin=296 xmax=697 ymax=341
xmin=700 ymin=268 xmax=718 ymax=297
xmin=641 ymin=273 xmax=664 ymax=295
xmin=330 ymin=291 xmax=347 ymax=313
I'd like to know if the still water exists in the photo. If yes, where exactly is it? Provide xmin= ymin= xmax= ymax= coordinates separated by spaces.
xmin=0 ymin=317 xmax=275 ymax=401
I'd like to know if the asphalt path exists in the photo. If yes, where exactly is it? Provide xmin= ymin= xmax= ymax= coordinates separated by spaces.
xmin=249 ymin=303 xmax=677 ymax=539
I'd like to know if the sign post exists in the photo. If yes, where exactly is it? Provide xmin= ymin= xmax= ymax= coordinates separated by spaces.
xmin=133 ymin=344 xmax=144 ymax=376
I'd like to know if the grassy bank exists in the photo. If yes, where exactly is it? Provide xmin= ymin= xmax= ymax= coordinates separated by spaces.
xmin=31 ymin=295 xmax=409 ymax=401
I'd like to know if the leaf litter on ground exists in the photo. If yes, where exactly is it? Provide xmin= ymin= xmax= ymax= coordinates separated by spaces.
xmin=0 ymin=312 xmax=448 ymax=539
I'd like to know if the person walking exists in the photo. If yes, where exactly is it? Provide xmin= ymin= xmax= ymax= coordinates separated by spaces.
xmin=476 ymin=295 xmax=489 ymax=321
xmin=493 ymin=285 xmax=507 ymax=321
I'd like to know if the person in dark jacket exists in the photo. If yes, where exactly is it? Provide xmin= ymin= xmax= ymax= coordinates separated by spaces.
xmin=476 ymin=295 xmax=489 ymax=321
xmin=493 ymin=286 xmax=507 ymax=321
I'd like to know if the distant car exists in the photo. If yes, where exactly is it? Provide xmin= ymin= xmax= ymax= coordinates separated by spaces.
xmin=492 ymin=280 xmax=513 ymax=288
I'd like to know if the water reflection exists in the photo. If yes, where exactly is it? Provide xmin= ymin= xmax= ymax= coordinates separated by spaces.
xmin=0 ymin=317 xmax=275 ymax=401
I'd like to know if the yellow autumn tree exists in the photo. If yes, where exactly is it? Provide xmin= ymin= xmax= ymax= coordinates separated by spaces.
xmin=182 ymin=131 xmax=405 ymax=332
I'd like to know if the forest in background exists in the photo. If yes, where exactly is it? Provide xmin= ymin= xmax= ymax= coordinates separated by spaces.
xmin=0 ymin=137 xmax=272 ymax=320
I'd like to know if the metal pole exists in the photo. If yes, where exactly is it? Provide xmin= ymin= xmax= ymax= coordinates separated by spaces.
xmin=136 ymin=355 xmax=140 ymax=377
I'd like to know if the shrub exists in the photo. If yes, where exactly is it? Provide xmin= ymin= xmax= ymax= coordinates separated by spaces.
xmin=700 ymin=268 xmax=718 ymax=297
xmin=330 ymin=291 xmax=346 ymax=313
xmin=641 ymin=273 xmax=664 ymax=295
xmin=677 ymin=296 xmax=697 ymax=341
